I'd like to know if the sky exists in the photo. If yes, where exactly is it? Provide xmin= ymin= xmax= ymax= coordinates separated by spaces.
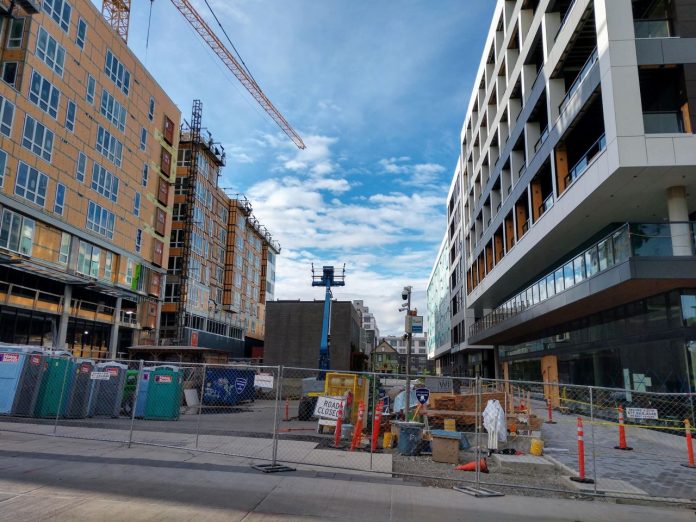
xmin=98 ymin=0 xmax=495 ymax=335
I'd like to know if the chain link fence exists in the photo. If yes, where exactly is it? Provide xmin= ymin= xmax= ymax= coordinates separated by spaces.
xmin=1 ymin=350 xmax=694 ymax=503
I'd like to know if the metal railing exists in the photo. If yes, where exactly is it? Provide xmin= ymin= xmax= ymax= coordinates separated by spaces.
xmin=469 ymin=221 xmax=696 ymax=337
xmin=559 ymin=48 xmax=598 ymax=116
xmin=564 ymin=133 xmax=606 ymax=186
xmin=634 ymin=19 xmax=671 ymax=38
xmin=643 ymin=111 xmax=684 ymax=134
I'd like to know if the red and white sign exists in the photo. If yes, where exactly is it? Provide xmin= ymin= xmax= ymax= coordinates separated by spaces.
xmin=80 ymin=364 xmax=91 ymax=373
xmin=30 ymin=355 xmax=41 ymax=365
xmin=106 ymin=367 xmax=119 ymax=376
xmin=155 ymin=375 xmax=173 ymax=383
xmin=0 ymin=353 xmax=19 ymax=363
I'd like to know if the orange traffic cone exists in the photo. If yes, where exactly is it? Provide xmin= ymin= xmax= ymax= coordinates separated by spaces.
xmin=455 ymin=458 xmax=488 ymax=473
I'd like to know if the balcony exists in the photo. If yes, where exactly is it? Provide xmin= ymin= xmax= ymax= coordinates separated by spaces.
xmin=634 ymin=19 xmax=671 ymax=38
xmin=643 ymin=111 xmax=684 ymax=134
xmin=559 ymin=48 xmax=598 ymax=116
xmin=564 ymin=133 xmax=606 ymax=186
xmin=469 ymin=222 xmax=696 ymax=338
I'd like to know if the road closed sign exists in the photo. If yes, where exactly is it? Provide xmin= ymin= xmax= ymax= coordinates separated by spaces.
xmin=313 ymin=396 xmax=344 ymax=420
xmin=626 ymin=407 xmax=658 ymax=420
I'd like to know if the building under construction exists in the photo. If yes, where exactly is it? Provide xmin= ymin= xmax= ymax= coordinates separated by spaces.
xmin=135 ymin=104 xmax=280 ymax=362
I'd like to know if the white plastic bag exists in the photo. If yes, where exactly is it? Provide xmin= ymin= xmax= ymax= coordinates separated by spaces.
xmin=482 ymin=399 xmax=507 ymax=450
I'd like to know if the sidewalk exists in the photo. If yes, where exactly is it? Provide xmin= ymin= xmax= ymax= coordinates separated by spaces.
xmin=0 ymin=430 xmax=692 ymax=521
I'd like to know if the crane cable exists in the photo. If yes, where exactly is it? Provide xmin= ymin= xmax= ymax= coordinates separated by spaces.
xmin=145 ymin=0 xmax=154 ymax=60
xmin=201 ymin=0 xmax=259 ymax=89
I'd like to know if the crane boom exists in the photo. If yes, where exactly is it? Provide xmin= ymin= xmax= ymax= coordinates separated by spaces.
xmin=101 ymin=0 xmax=305 ymax=149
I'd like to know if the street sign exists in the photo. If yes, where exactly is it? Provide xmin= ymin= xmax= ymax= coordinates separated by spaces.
xmin=625 ymin=407 xmax=658 ymax=420
xmin=406 ymin=315 xmax=424 ymax=334
xmin=235 ymin=377 xmax=248 ymax=394
xmin=425 ymin=377 xmax=453 ymax=393
xmin=415 ymin=388 xmax=430 ymax=405
xmin=313 ymin=396 xmax=344 ymax=420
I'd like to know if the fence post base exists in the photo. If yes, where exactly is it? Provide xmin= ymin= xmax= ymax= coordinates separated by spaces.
xmin=453 ymin=485 xmax=504 ymax=498
xmin=569 ymin=476 xmax=595 ymax=484
xmin=252 ymin=463 xmax=296 ymax=473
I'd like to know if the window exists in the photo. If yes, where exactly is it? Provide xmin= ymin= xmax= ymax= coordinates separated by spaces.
xmin=95 ymin=125 xmax=123 ymax=166
xmin=153 ymin=239 xmax=163 ymax=266
xmin=15 ymin=162 xmax=48 ymax=206
xmin=160 ymin=147 xmax=171 ymax=175
xmin=86 ymin=73 xmax=95 ymax=104
xmin=0 ymin=96 xmax=13 ymax=137
xmin=7 ymin=18 xmax=24 ymax=48
xmin=133 ymin=192 xmax=141 ymax=216
xmin=164 ymin=282 xmax=179 ymax=302
xmin=0 ymin=209 xmax=34 ymax=255
xmin=141 ymin=163 xmax=148 ymax=186
xmin=135 ymin=229 xmax=142 ymax=253
xmin=148 ymin=97 xmax=155 ymax=120
xmin=168 ymin=256 xmax=182 ymax=274
xmin=174 ymin=177 xmax=188 ymax=194
xmin=53 ymin=183 xmax=65 ymax=215
xmin=177 ymin=148 xmax=191 ymax=166
xmin=173 ymin=203 xmax=187 ymax=220
xmin=42 ymin=0 xmax=71 ymax=32
xmin=234 ymin=272 xmax=242 ymax=287
xmin=104 ymin=49 xmax=130 ymax=95
xmin=139 ymin=127 xmax=147 ymax=151
xmin=86 ymin=201 xmax=115 ymax=239
xmin=170 ymin=229 xmax=184 ymax=247
xmin=58 ymin=232 xmax=70 ymax=265
xmin=75 ymin=151 xmax=86 ymax=182
xmin=91 ymin=163 xmax=119 ymax=201
xmin=104 ymin=251 xmax=113 ymax=280
xmin=2 ymin=62 xmax=18 ymax=86
xmin=65 ymin=99 xmax=76 ymax=131
xmin=76 ymin=17 xmax=87 ymax=49
xmin=29 ymin=70 xmax=60 ymax=118
xmin=155 ymin=207 xmax=166 ymax=236
xmin=22 ymin=116 xmax=53 ymax=161
xmin=163 ymin=115 xmax=174 ymax=144
xmin=0 ymin=149 xmax=6 ymax=187
xmin=76 ymin=241 xmax=99 ymax=278
xmin=125 ymin=258 xmax=135 ymax=285
xmin=36 ymin=27 xmax=65 ymax=76
xmin=99 ymin=89 xmax=126 ymax=132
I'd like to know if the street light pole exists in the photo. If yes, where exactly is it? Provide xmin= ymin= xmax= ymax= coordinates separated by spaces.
xmin=403 ymin=287 xmax=412 ymax=421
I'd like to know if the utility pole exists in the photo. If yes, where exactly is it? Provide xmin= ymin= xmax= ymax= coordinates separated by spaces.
xmin=401 ymin=286 xmax=412 ymax=420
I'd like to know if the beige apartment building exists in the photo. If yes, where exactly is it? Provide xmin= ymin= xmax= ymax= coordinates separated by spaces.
xmin=153 ymin=112 xmax=279 ymax=363
xmin=0 ymin=0 xmax=180 ymax=357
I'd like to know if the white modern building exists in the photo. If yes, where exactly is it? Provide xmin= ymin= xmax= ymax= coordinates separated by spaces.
xmin=353 ymin=300 xmax=380 ymax=354
xmin=446 ymin=0 xmax=696 ymax=392
xmin=426 ymin=234 xmax=454 ymax=374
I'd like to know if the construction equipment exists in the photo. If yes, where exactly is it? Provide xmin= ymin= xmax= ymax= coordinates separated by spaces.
xmin=101 ymin=0 xmax=305 ymax=149
xmin=297 ymin=265 xmax=346 ymax=420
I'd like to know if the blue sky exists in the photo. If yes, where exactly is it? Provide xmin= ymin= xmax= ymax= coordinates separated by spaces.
xmin=103 ymin=0 xmax=495 ymax=334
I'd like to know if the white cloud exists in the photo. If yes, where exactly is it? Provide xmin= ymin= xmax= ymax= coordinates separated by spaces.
xmin=378 ymin=157 xmax=447 ymax=186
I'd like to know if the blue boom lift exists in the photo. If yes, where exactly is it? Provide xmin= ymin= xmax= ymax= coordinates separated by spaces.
xmin=297 ymin=264 xmax=346 ymax=420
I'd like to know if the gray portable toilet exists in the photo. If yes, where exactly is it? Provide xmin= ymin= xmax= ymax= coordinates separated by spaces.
xmin=65 ymin=359 xmax=95 ymax=418
xmin=88 ymin=362 xmax=128 ymax=418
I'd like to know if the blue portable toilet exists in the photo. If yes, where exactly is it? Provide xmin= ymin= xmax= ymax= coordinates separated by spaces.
xmin=0 ymin=347 xmax=44 ymax=415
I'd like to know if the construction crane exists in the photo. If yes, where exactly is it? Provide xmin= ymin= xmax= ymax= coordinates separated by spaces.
xmin=101 ymin=0 xmax=305 ymax=149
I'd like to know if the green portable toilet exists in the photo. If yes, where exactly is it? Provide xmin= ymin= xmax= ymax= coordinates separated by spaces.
xmin=144 ymin=366 xmax=182 ymax=420
xmin=34 ymin=357 xmax=76 ymax=418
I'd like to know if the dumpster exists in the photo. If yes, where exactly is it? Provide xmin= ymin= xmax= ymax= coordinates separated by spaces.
xmin=64 ymin=360 xmax=95 ymax=418
xmin=88 ymin=362 xmax=128 ymax=417
xmin=0 ymin=348 xmax=44 ymax=415
xmin=396 ymin=421 xmax=424 ymax=456
xmin=144 ymin=366 xmax=182 ymax=420
xmin=34 ymin=357 xmax=77 ymax=418
xmin=202 ymin=367 xmax=255 ymax=407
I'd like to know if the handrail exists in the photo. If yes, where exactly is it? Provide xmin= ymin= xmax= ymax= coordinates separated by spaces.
xmin=564 ymin=133 xmax=606 ymax=186
xmin=559 ymin=48 xmax=598 ymax=115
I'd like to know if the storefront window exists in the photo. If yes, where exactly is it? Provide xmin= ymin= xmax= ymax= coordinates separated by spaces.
xmin=681 ymin=292 xmax=696 ymax=327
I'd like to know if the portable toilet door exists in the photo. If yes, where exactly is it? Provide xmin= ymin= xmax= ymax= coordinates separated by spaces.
xmin=0 ymin=351 xmax=27 ymax=414
xmin=65 ymin=360 xmax=94 ymax=419
xmin=134 ymin=368 xmax=153 ymax=418
xmin=88 ymin=362 xmax=128 ymax=418
xmin=144 ymin=366 xmax=182 ymax=420
xmin=34 ymin=357 xmax=77 ymax=418
xmin=12 ymin=352 xmax=45 ymax=416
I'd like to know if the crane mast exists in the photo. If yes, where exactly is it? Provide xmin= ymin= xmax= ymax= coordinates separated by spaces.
xmin=100 ymin=0 xmax=305 ymax=149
